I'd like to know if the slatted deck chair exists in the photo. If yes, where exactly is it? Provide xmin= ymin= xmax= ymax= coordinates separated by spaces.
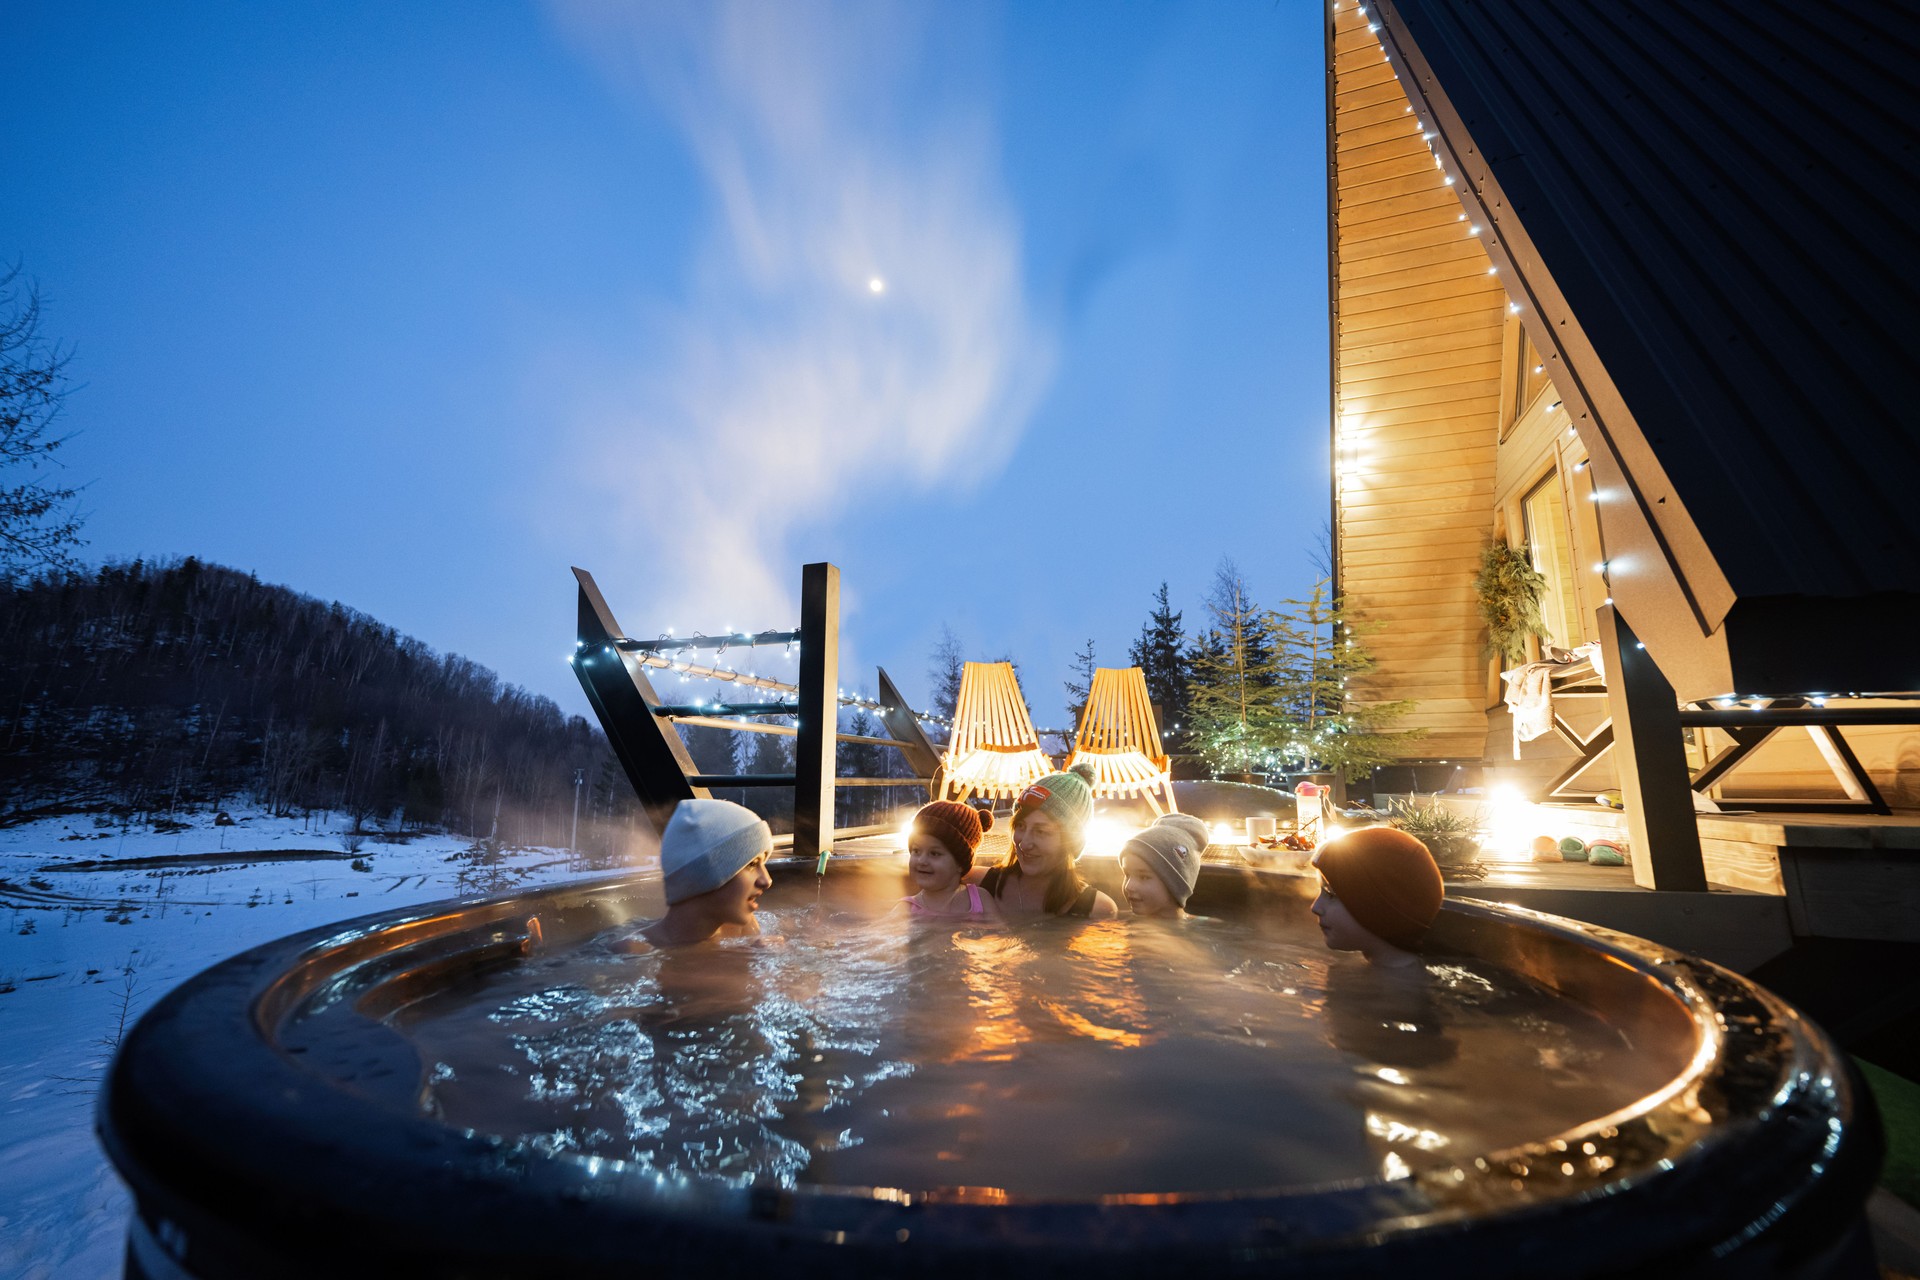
xmin=935 ymin=661 xmax=1054 ymax=805
xmin=1063 ymin=666 xmax=1178 ymax=815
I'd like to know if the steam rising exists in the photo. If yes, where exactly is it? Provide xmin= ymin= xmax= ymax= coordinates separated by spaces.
xmin=549 ymin=0 xmax=1051 ymax=628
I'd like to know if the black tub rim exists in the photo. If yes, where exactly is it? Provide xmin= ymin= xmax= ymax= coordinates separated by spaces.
xmin=100 ymin=859 xmax=1881 ymax=1278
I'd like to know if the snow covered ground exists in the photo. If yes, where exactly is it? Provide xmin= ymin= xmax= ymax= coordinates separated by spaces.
xmin=0 ymin=809 xmax=619 ymax=1279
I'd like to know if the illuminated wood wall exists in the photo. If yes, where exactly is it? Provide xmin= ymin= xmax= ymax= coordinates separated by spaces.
xmin=1329 ymin=0 xmax=1505 ymax=760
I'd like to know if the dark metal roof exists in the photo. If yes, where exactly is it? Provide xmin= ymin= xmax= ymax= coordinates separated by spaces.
xmin=1378 ymin=0 xmax=1920 ymax=602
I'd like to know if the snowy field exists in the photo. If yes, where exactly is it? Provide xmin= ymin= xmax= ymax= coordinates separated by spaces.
xmin=0 ymin=810 xmax=616 ymax=1279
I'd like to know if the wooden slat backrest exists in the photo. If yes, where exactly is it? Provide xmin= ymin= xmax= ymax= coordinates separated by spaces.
xmin=952 ymin=661 xmax=1039 ymax=754
xmin=1073 ymin=667 xmax=1166 ymax=760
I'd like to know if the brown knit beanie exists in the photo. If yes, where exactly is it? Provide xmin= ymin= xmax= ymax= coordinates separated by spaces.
xmin=910 ymin=801 xmax=994 ymax=874
xmin=1311 ymin=826 xmax=1444 ymax=949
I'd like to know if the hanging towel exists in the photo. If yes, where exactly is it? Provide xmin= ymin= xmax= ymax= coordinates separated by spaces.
xmin=1502 ymin=663 xmax=1557 ymax=758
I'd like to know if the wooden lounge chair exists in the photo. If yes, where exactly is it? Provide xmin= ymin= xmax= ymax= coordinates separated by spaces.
xmin=934 ymin=661 xmax=1054 ymax=804
xmin=1063 ymin=666 xmax=1178 ymax=815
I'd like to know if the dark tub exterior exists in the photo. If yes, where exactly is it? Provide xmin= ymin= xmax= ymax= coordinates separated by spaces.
xmin=100 ymin=857 xmax=1881 ymax=1278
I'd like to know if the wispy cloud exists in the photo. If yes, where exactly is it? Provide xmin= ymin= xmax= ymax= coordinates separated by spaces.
xmin=546 ymin=0 xmax=1051 ymax=631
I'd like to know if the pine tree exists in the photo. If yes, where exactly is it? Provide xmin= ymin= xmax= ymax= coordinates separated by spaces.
xmin=1186 ymin=559 xmax=1285 ymax=777
xmin=1269 ymin=578 xmax=1421 ymax=781
xmin=1062 ymin=637 xmax=1096 ymax=739
xmin=838 ymin=702 xmax=885 ymax=826
xmin=1128 ymin=582 xmax=1189 ymax=748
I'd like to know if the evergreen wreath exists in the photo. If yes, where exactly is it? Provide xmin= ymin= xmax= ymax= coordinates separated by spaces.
xmin=1474 ymin=541 xmax=1550 ymax=663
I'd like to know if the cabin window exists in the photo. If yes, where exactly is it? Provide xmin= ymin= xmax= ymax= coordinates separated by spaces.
xmin=1518 ymin=331 xmax=1553 ymax=417
xmin=1522 ymin=470 xmax=1582 ymax=648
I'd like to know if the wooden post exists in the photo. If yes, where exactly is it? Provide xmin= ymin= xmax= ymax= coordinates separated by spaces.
xmin=1595 ymin=604 xmax=1705 ymax=891
xmin=792 ymin=562 xmax=840 ymax=865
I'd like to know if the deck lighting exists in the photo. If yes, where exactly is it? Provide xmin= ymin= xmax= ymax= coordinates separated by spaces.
xmin=1548 ymin=401 xmax=1564 ymax=414
xmin=1603 ymin=597 xmax=1614 ymax=605
xmin=1444 ymin=175 xmax=1454 ymax=184
xmin=1534 ymin=363 xmax=1545 ymax=374
xmin=1510 ymin=303 xmax=1522 ymax=314
xmin=1595 ymin=561 xmax=1609 ymax=573
xmin=1589 ymin=492 xmax=1601 ymax=501
xmin=1488 ymin=266 xmax=1498 ymax=274
xmin=1470 ymin=225 xmax=1481 ymax=235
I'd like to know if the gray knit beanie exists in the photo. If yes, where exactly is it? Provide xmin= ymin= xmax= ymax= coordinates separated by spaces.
xmin=661 ymin=799 xmax=774 ymax=905
xmin=1121 ymin=813 xmax=1211 ymax=905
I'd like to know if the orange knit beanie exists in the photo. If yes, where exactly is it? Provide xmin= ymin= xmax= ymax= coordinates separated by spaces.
xmin=911 ymin=801 xmax=994 ymax=874
xmin=1311 ymin=826 xmax=1444 ymax=949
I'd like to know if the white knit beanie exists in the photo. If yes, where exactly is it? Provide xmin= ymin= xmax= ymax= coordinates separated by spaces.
xmin=661 ymin=800 xmax=774 ymax=905
xmin=1121 ymin=813 xmax=1211 ymax=905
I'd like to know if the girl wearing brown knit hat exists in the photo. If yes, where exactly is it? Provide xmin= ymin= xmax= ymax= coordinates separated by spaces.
xmin=896 ymin=801 xmax=1002 ymax=921
xmin=976 ymin=763 xmax=1118 ymax=920
xmin=1309 ymin=826 xmax=1444 ymax=968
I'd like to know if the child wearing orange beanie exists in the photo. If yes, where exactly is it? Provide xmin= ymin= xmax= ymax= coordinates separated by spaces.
xmin=1309 ymin=827 xmax=1444 ymax=967
xmin=897 ymin=801 xmax=1001 ymax=921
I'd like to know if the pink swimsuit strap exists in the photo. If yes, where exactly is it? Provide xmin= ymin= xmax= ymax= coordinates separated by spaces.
xmin=903 ymin=885 xmax=985 ymax=916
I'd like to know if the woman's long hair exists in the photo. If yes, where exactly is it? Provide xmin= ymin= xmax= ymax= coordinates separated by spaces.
xmin=1006 ymin=809 xmax=1088 ymax=915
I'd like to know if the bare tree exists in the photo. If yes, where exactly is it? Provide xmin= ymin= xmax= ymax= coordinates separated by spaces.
xmin=1 ymin=263 xmax=85 ymax=580
xmin=926 ymin=624 xmax=966 ymax=743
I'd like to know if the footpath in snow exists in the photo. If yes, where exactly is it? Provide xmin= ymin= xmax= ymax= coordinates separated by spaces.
xmin=0 ymin=809 xmax=635 ymax=1280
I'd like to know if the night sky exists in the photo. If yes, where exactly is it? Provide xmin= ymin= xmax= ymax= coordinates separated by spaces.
xmin=5 ymin=1 xmax=1329 ymax=729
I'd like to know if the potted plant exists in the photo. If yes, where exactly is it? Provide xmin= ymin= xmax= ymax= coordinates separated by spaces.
xmin=1387 ymin=795 xmax=1486 ymax=878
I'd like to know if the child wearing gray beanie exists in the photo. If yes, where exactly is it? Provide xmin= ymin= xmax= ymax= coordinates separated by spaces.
xmin=1119 ymin=813 xmax=1211 ymax=918
xmin=636 ymin=799 xmax=776 ymax=947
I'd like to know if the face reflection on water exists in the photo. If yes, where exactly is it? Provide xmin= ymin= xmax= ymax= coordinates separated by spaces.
xmin=404 ymin=872 xmax=1679 ymax=1198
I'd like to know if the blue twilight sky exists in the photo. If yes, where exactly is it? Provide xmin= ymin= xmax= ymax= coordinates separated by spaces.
xmin=4 ymin=0 xmax=1329 ymax=729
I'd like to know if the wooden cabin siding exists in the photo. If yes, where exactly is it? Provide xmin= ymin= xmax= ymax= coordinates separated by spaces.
xmin=1330 ymin=0 xmax=1504 ymax=760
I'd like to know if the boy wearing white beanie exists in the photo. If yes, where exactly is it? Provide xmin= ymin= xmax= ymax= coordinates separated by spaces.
xmin=639 ymin=799 xmax=776 ymax=946
xmin=1119 ymin=813 xmax=1211 ymax=919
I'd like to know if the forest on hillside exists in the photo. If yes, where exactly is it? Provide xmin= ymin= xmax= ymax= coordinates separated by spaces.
xmin=0 ymin=557 xmax=645 ymax=850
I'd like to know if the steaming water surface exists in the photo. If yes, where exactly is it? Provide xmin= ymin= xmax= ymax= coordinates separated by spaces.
xmin=403 ymin=874 xmax=1675 ymax=1197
